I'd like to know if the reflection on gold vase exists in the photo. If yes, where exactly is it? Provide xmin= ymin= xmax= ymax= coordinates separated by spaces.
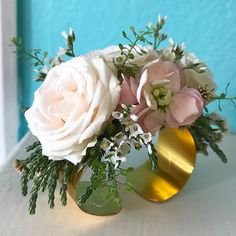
xmin=127 ymin=127 xmax=196 ymax=202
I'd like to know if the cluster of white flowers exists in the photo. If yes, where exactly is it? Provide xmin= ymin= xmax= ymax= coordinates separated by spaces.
xmin=100 ymin=133 xmax=130 ymax=169
xmin=99 ymin=105 xmax=154 ymax=168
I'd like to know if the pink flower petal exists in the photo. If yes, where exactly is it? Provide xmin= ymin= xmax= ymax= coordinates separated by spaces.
xmin=130 ymin=76 xmax=139 ymax=97
xmin=119 ymin=76 xmax=138 ymax=105
xmin=167 ymin=87 xmax=203 ymax=126
xmin=143 ymin=110 xmax=165 ymax=134
xmin=143 ymin=59 xmax=181 ymax=93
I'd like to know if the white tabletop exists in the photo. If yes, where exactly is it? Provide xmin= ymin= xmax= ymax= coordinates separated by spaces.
xmin=0 ymin=132 xmax=236 ymax=236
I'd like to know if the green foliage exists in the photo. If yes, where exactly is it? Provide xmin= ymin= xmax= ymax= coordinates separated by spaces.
xmin=147 ymin=16 xmax=168 ymax=50
xmin=11 ymin=37 xmax=47 ymax=66
xmin=183 ymin=61 xmax=207 ymax=73
xmin=62 ymin=28 xmax=76 ymax=57
xmin=11 ymin=37 xmax=49 ymax=81
xmin=210 ymin=82 xmax=236 ymax=111
xmin=60 ymin=161 xmax=75 ymax=206
xmin=189 ymin=114 xmax=227 ymax=163
xmin=114 ymin=16 xmax=168 ymax=78
xmin=11 ymin=28 xmax=77 ymax=81
xmin=172 ymin=44 xmax=185 ymax=62
xmin=15 ymin=142 xmax=80 ymax=215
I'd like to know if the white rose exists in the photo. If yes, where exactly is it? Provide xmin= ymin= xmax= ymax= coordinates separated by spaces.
xmin=183 ymin=67 xmax=216 ymax=92
xmin=181 ymin=51 xmax=216 ymax=92
xmin=25 ymin=56 xmax=121 ymax=164
xmin=158 ymin=46 xmax=216 ymax=92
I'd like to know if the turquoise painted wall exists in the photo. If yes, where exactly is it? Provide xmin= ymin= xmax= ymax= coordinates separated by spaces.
xmin=17 ymin=0 xmax=236 ymax=138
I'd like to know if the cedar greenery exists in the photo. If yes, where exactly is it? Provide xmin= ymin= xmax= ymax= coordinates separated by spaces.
xmin=189 ymin=114 xmax=227 ymax=163
xmin=15 ymin=142 xmax=81 ymax=214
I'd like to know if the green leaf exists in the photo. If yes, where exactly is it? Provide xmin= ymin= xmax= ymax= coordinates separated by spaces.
xmin=122 ymin=31 xmax=127 ymax=38
xmin=114 ymin=196 xmax=122 ymax=206
xmin=120 ymin=169 xmax=128 ymax=176
xmin=118 ymin=43 xmax=124 ymax=50
xmin=128 ymin=53 xmax=134 ymax=59
xmin=130 ymin=25 xmax=135 ymax=32
xmin=116 ymin=56 xmax=124 ymax=63
xmin=127 ymin=167 xmax=134 ymax=173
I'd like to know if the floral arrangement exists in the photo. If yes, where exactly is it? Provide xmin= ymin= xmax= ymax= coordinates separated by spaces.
xmin=12 ymin=16 xmax=236 ymax=215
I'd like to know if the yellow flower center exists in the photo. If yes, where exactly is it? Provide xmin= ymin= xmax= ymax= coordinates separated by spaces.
xmin=144 ymin=80 xmax=173 ymax=111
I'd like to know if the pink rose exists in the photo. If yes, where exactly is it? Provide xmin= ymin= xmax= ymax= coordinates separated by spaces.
xmin=119 ymin=59 xmax=204 ymax=134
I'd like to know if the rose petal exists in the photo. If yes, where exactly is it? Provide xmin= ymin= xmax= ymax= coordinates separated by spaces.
xmin=167 ymin=87 xmax=203 ymax=127
xmin=143 ymin=110 xmax=165 ymax=134
xmin=142 ymin=59 xmax=181 ymax=93
xmin=119 ymin=76 xmax=138 ymax=105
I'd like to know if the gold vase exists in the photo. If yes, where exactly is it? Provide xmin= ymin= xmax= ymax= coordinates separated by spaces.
xmin=126 ymin=127 xmax=196 ymax=202
xmin=66 ymin=127 xmax=196 ymax=215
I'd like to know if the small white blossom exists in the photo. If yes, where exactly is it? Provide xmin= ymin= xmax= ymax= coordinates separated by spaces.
xmin=169 ymin=38 xmax=174 ymax=45
xmin=113 ymin=132 xmax=127 ymax=145
xmin=118 ymin=141 xmax=130 ymax=156
xmin=122 ymin=117 xmax=134 ymax=127
xmin=141 ymin=132 xmax=152 ymax=144
xmin=181 ymin=42 xmax=186 ymax=50
xmin=100 ymin=138 xmax=113 ymax=152
xmin=147 ymin=144 xmax=153 ymax=154
xmin=109 ymin=152 xmax=127 ymax=169
xmin=61 ymin=31 xmax=68 ymax=40
xmin=69 ymin=27 xmax=74 ymax=37
xmin=128 ymin=123 xmax=144 ymax=138
xmin=158 ymin=15 xmax=167 ymax=22
xmin=112 ymin=111 xmax=123 ymax=120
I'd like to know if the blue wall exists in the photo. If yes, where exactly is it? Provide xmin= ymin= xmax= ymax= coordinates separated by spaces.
xmin=17 ymin=0 xmax=236 ymax=138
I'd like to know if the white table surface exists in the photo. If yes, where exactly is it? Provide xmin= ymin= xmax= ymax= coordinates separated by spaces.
xmin=0 ymin=132 xmax=236 ymax=236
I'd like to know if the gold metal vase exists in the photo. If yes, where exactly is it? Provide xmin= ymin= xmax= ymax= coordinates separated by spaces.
xmin=127 ymin=127 xmax=196 ymax=202
xmin=66 ymin=127 xmax=196 ymax=215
